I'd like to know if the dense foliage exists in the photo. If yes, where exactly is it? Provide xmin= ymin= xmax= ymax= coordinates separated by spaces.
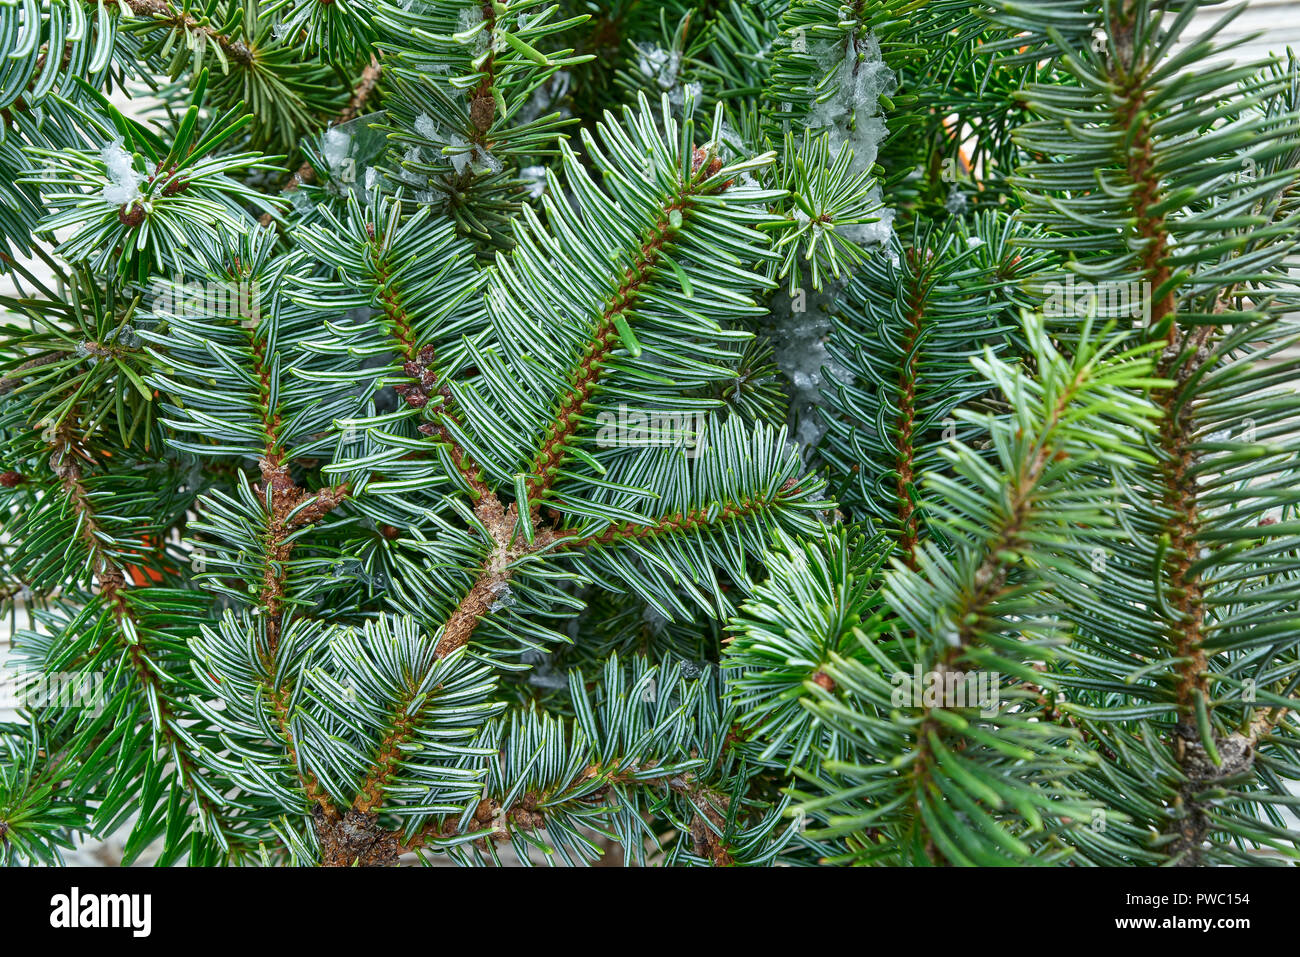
xmin=2 ymin=0 xmax=1299 ymax=866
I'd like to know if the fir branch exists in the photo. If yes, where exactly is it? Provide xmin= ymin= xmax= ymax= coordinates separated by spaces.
xmin=11 ymin=0 xmax=1299 ymax=868
xmin=1002 ymin=0 xmax=1300 ymax=865
xmin=255 ymin=453 xmax=349 ymax=648
xmin=199 ymin=268 xmax=351 ymax=825
xmin=267 ymin=677 xmax=336 ymax=818
xmin=364 ymin=240 xmax=490 ymax=499
xmin=353 ymin=633 xmax=766 ymax=867
xmin=237 ymin=271 xmax=350 ymax=646
xmin=523 ymin=145 xmax=732 ymax=504
xmin=466 ymin=1 xmax=500 ymax=150
xmin=245 ymin=333 xmax=348 ymax=646
xmin=44 ymin=420 xmax=234 ymax=849
xmin=249 ymin=423 xmax=346 ymax=824
xmin=903 ymin=354 xmax=1091 ymax=862
xmin=402 ymin=740 xmax=736 ymax=861
xmin=0 ymin=726 xmax=89 ymax=864
xmin=798 ymin=315 xmax=1165 ymax=865
xmin=1098 ymin=5 xmax=1227 ymax=864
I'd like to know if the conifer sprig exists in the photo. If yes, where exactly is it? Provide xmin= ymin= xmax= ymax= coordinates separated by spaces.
xmin=4 ymin=0 xmax=1300 ymax=868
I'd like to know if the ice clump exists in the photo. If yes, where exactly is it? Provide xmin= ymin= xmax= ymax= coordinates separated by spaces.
xmin=101 ymin=139 xmax=145 ymax=205
xmin=488 ymin=582 xmax=515 ymax=613
xmin=398 ymin=147 xmax=424 ymax=185
xmin=443 ymin=134 xmax=501 ymax=175
xmin=514 ymin=72 xmax=571 ymax=128
xmin=763 ymin=283 xmax=853 ymax=454
xmin=521 ymin=649 xmax=568 ymax=690
xmin=455 ymin=6 xmax=490 ymax=54
xmin=715 ymin=119 xmax=747 ymax=164
xmin=642 ymin=603 xmax=668 ymax=631
xmin=635 ymin=43 xmax=700 ymax=109
xmin=801 ymin=33 xmax=898 ymax=250
xmin=805 ymin=34 xmax=896 ymax=177
xmin=319 ymin=113 xmax=388 ymax=199
xmin=414 ymin=113 xmax=439 ymax=140
xmin=322 ymin=127 xmax=351 ymax=168
xmin=106 ymin=324 xmax=140 ymax=350
xmin=636 ymin=43 xmax=681 ymax=90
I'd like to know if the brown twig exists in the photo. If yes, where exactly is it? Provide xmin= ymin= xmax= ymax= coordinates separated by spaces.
xmin=893 ymin=249 xmax=930 ymax=569
xmin=233 ymin=298 xmax=348 ymax=822
xmin=1107 ymin=6 xmax=1214 ymax=864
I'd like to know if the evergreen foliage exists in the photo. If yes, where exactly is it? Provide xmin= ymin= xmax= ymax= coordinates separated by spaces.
xmin=1 ymin=0 xmax=1299 ymax=867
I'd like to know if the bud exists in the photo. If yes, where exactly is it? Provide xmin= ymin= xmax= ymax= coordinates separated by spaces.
xmin=470 ymin=95 xmax=495 ymax=132
xmin=118 ymin=202 xmax=146 ymax=228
